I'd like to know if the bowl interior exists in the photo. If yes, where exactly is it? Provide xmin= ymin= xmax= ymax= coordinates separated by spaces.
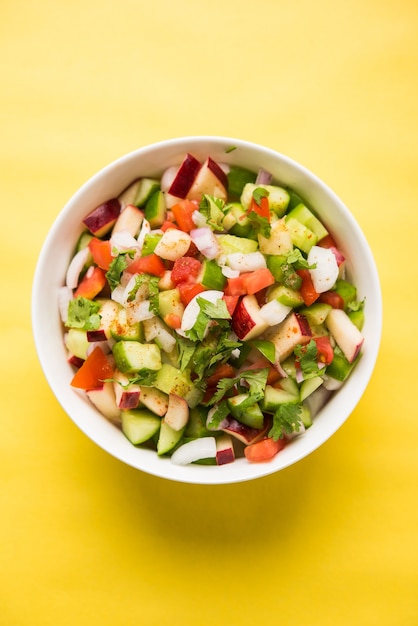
xmin=32 ymin=137 xmax=382 ymax=484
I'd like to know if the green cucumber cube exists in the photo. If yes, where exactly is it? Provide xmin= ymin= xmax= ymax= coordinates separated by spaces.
xmin=121 ymin=409 xmax=161 ymax=445
xmin=112 ymin=341 xmax=161 ymax=373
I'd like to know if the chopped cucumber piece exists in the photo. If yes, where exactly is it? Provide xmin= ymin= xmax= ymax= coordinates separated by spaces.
xmin=217 ymin=233 xmax=258 ymax=255
xmin=157 ymin=420 xmax=185 ymax=455
xmin=145 ymin=190 xmax=166 ymax=228
xmin=121 ymin=409 xmax=161 ymax=445
xmin=261 ymin=385 xmax=299 ymax=413
xmin=200 ymin=259 xmax=226 ymax=290
xmin=300 ymin=376 xmax=324 ymax=402
xmin=285 ymin=216 xmax=318 ymax=254
xmin=134 ymin=178 xmax=160 ymax=207
xmin=227 ymin=394 xmax=264 ymax=430
xmin=241 ymin=183 xmax=290 ymax=217
xmin=299 ymin=302 xmax=332 ymax=326
xmin=227 ymin=166 xmax=257 ymax=198
xmin=113 ymin=341 xmax=162 ymax=373
xmin=286 ymin=203 xmax=328 ymax=241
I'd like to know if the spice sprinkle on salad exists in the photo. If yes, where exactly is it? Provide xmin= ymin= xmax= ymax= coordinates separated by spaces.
xmin=59 ymin=152 xmax=365 ymax=467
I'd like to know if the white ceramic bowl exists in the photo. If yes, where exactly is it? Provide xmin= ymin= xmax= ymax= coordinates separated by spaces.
xmin=32 ymin=137 xmax=382 ymax=484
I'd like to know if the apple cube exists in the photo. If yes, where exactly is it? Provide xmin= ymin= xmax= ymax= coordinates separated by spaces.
xmin=113 ymin=372 xmax=141 ymax=410
xmin=231 ymin=295 xmax=269 ymax=341
xmin=258 ymin=218 xmax=294 ymax=255
xmin=138 ymin=386 xmax=169 ymax=417
xmin=186 ymin=157 xmax=228 ymax=202
xmin=264 ymin=311 xmax=312 ymax=364
xmin=86 ymin=381 xmax=121 ymax=425
xmin=111 ymin=204 xmax=144 ymax=237
xmin=83 ymin=198 xmax=121 ymax=238
xmin=164 ymin=393 xmax=190 ymax=431
xmin=215 ymin=433 xmax=235 ymax=465
xmin=325 ymin=308 xmax=364 ymax=363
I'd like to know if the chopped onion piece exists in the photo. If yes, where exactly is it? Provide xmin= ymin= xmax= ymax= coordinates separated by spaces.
xmin=226 ymin=251 xmax=266 ymax=272
xmin=66 ymin=247 xmax=90 ymax=289
xmin=255 ymin=168 xmax=273 ymax=185
xmin=221 ymin=265 xmax=240 ymax=278
xmin=58 ymin=286 xmax=73 ymax=323
xmin=126 ymin=300 xmax=154 ymax=323
xmin=190 ymin=227 xmax=220 ymax=259
xmin=171 ymin=437 xmax=217 ymax=465
xmin=259 ymin=300 xmax=291 ymax=326
xmin=307 ymin=246 xmax=339 ymax=293
xmin=110 ymin=230 xmax=139 ymax=254
xmin=137 ymin=218 xmax=151 ymax=249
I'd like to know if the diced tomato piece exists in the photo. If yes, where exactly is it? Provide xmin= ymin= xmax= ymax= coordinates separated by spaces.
xmin=318 ymin=234 xmax=338 ymax=248
xmin=171 ymin=199 xmax=199 ymax=232
xmin=241 ymin=268 xmax=275 ymax=295
xmin=74 ymin=267 xmax=107 ymax=299
xmin=244 ymin=437 xmax=286 ymax=462
xmin=70 ymin=346 xmax=114 ymax=390
xmin=314 ymin=335 xmax=334 ymax=365
xmin=184 ymin=240 xmax=200 ymax=257
xmin=88 ymin=237 xmax=113 ymax=271
xmin=296 ymin=269 xmax=320 ymax=306
xmin=163 ymin=313 xmax=182 ymax=329
xmin=243 ymin=357 xmax=282 ymax=385
xmin=171 ymin=256 xmax=202 ymax=284
xmin=127 ymin=253 xmax=166 ymax=277
xmin=224 ymin=276 xmax=247 ymax=297
xmin=206 ymin=363 xmax=236 ymax=387
xmin=161 ymin=220 xmax=179 ymax=231
xmin=178 ymin=282 xmax=207 ymax=306
xmin=247 ymin=195 xmax=270 ymax=221
xmin=318 ymin=291 xmax=344 ymax=309
xmin=223 ymin=295 xmax=239 ymax=315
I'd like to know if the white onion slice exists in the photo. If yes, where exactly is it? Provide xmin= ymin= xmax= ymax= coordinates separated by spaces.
xmin=226 ymin=251 xmax=266 ymax=272
xmin=127 ymin=300 xmax=154 ymax=323
xmin=307 ymin=246 xmax=339 ymax=293
xmin=221 ymin=265 xmax=240 ymax=278
xmin=171 ymin=437 xmax=217 ymax=465
xmin=58 ymin=286 xmax=73 ymax=322
xmin=65 ymin=247 xmax=90 ymax=289
xmin=110 ymin=230 xmax=139 ymax=254
xmin=136 ymin=218 xmax=151 ymax=250
xmin=190 ymin=227 xmax=220 ymax=259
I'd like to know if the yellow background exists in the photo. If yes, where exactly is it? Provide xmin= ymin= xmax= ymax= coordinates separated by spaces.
xmin=1 ymin=1 xmax=417 ymax=624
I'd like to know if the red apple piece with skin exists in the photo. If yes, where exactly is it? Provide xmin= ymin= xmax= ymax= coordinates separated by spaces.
xmin=113 ymin=373 xmax=141 ymax=410
xmin=86 ymin=381 xmax=121 ymax=425
xmin=325 ymin=308 xmax=364 ymax=363
xmin=215 ymin=433 xmax=235 ymax=465
xmin=138 ymin=386 xmax=169 ymax=417
xmin=83 ymin=198 xmax=121 ymax=238
xmin=231 ymin=295 xmax=269 ymax=341
xmin=186 ymin=157 xmax=228 ymax=202
xmin=263 ymin=311 xmax=312 ymax=364
xmin=168 ymin=153 xmax=202 ymax=199
xmin=222 ymin=415 xmax=270 ymax=445
xmin=164 ymin=393 xmax=190 ymax=431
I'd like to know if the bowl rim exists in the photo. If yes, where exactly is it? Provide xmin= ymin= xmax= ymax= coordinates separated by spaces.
xmin=32 ymin=135 xmax=382 ymax=484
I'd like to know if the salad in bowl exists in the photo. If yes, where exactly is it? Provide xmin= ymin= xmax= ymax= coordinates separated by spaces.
xmin=32 ymin=137 xmax=381 ymax=483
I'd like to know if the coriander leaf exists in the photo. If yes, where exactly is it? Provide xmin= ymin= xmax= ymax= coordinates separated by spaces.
xmin=225 ymin=146 xmax=236 ymax=153
xmin=126 ymin=370 xmax=158 ymax=386
xmin=186 ymin=297 xmax=231 ymax=342
xmin=206 ymin=368 xmax=269 ymax=406
xmin=66 ymin=297 xmax=101 ymax=330
xmin=206 ymin=401 xmax=230 ymax=430
xmin=294 ymin=339 xmax=320 ymax=378
xmin=347 ymin=298 xmax=365 ymax=312
xmin=106 ymin=254 xmax=128 ymax=291
xmin=199 ymin=194 xmax=226 ymax=231
xmin=176 ymin=335 xmax=196 ymax=371
xmin=269 ymin=403 xmax=302 ymax=440
xmin=286 ymin=249 xmax=316 ymax=270
xmin=280 ymin=262 xmax=302 ymax=290
xmin=128 ymin=273 xmax=160 ymax=314
xmin=252 ymin=186 xmax=270 ymax=206
xmin=247 ymin=210 xmax=271 ymax=238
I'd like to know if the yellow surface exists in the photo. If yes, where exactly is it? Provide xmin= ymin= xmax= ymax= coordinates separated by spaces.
xmin=1 ymin=1 xmax=417 ymax=624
